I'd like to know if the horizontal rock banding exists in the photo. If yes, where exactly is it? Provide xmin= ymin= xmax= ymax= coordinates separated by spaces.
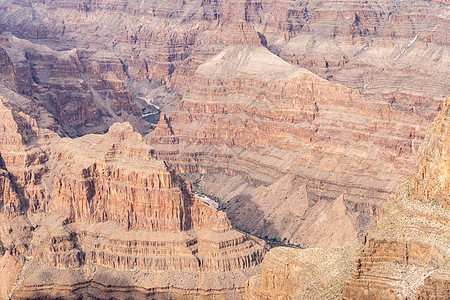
xmin=0 ymin=93 xmax=267 ymax=298
xmin=151 ymin=44 xmax=435 ymax=247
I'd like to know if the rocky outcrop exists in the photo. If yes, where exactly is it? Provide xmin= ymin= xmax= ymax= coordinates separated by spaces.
xmin=0 ymin=93 xmax=267 ymax=299
xmin=343 ymin=97 xmax=450 ymax=299
xmin=246 ymin=244 xmax=360 ymax=299
xmin=412 ymin=97 xmax=449 ymax=206
xmin=0 ymin=92 xmax=48 ymax=215
xmin=151 ymin=44 xmax=433 ymax=247
xmin=48 ymin=121 xmax=233 ymax=233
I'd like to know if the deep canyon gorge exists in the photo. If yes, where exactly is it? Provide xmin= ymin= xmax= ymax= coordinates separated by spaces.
xmin=0 ymin=0 xmax=448 ymax=299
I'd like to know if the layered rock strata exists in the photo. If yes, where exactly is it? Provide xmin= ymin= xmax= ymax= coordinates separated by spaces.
xmin=343 ymin=98 xmax=450 ymax=299
xmin=0 ymin=0 xmax=447 ymax=103
xmin=151 ymin=43 xmax=434 ymax=247
xmin=244 ymin=98 xmax=449 ymax=300
xmin=0 ymin=93 xmax=266 ymax=299
xmin=245 ymin=244 xmax=359 ymax=299
xmin=0 ymin=0 xmax=447 ymax=247
xmin=0 ymin=32 xmax=150 ymax=137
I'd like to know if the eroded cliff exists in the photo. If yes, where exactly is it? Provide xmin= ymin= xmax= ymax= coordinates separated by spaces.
xmin=343 ymin=98 xmax=450 ymax=299
xmin=0 ymin=93 xmax=266 ymax=299
xmin=0 ymin=0 xmax=447 ymax=248
xmin=245 ymin=98 xmax=450 ymax=299
xmin=151 ymin=42 xmax=432 ymax=247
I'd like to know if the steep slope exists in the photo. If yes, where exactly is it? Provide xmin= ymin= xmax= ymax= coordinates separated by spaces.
xmin=343 ymin=97 xmax=450 ymax=299
xmin=412 ymin=96 xmax=450 ymax=206
xmin=245 ymin=97 xmax=450 ymax=300
xmin=151 ymin=43 xmax=431 ymax=247
xmin=0 ymin=92 xmax=266 ymax=299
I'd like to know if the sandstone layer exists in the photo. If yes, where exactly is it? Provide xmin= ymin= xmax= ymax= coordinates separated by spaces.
xmin=244 ymin=98 xmax=450 ymax=300
xmin=0 ymin=0 xmax=448 ymax=247
xmin=0 ymin=92 xmax=266 ymax=299
xmin=343 ymin=98 xmax=450 ymax=299
xmin=151 ymin=43 xmax=434 ymax=247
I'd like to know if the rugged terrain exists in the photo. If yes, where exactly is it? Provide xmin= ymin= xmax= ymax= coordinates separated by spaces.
xmin=246 ymin=97 xmax=449 ymax=299
xmin=343 ymin=96 xmax=450 ymax=299
xmin=245 ymin=244 xmax=360 ymax=299
xmin=0 ymin=0 xmax=448 ymax=246
xmin=0 ymin=92 xmax=266 ymax=299
xmin=151 ymin=41 xmax=435 ymax=247
xmin=0 ymin=0 xmax=448 ymax=298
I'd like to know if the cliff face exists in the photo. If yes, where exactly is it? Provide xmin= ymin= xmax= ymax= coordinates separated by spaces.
xmin=0 ymin=0 xmax=447 ymax=247
xmin=244 ymin=98 xmax=450 ymax=300
xmin=412 ymin=98 xmax=450 ymax=206
xmin=343 ymin=98 xmax=450 ymax=299
xmin=0 ymin=93 xmax=266 ymax=299
xmin=0 ymin=92 xmax=49 ymax=216
xmin=151 ymin=43 xmax=432 ymax=247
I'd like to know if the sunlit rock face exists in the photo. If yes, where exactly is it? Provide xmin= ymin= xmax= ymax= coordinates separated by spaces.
xmin=343 ymin=98 xmax=450 ymax=299
xmin=0 ymin=93 xmax=266 ymax=299
xmin=0 ymin=0 xmax=447 ymax=246
xmin=412 ymin=97 xmax=450 ymax=207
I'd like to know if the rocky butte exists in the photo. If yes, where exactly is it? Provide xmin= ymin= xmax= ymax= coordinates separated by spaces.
xmin=0 ymin=92 xmax=266 ymax=299
xmin=246 ymin=97 xmax=449 ymax=299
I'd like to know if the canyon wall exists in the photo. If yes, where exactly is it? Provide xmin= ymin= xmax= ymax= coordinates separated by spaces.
xmin=0 ymin=32 xmax=150 ymax=137
xmin=343 ymin=97 xmax=450 ymax=299
xmin=0 ymin=1 xmax=447 ymax=297
xmin=245 ymin=97 xmax=450 ymax=300
xmin=0 ymin=0 xmax=447 ymax=103
xmin=412 ymin=97 xmax=450 ymax=206
xmin=0 ymin=0 xmax=448 ymax=246
xmin=151 ymin=42 xmax=434 ymax=247
xmin=0 ymin=92 xmax=266 ymax=299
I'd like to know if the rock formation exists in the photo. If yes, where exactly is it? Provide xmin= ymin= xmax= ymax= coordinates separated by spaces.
xmin=0 ymin=92 xmax=266 ymax=299
xmin=0 ymin=32 xmax=150 ymax=137
xmin=412 ymin=98 xmax=450 ymax=206
xmin=245 ymin=97 xmax=450 ymax=300
xmin=1 ymin=0 xmax=447 ymax=103
xmin=151 ymin=42 xmax=433 ymax=247
xmin=0 ymin=0 xmax=448 ymax=246
xmin=343 ymin=97 xmax=450 ymax=299
xmin=245 ymin=245 xmax=359 ymax=300
xmin=0 ymin=0 xmax=448 ymax=298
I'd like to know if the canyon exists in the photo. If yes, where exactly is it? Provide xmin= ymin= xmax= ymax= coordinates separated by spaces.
xmin=0 ymin=92 xmax=266 ymax=298
xmin=0 ymin=0 xmax=447 ymax=246
xmin=0 ymin=0 xmax=447 ymax=298
xmin=246 ymin=97 xmax=449 ymax=300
